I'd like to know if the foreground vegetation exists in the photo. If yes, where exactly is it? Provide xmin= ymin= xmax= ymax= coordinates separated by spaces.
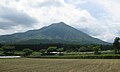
xmin=0 ymin=37 xmax=120 ymax=59
xmin=0 ymin=58 xmax=120 ymax=72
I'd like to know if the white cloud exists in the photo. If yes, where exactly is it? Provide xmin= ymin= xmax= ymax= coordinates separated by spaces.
xmin=88 ymin=0 xmax=120 ymax=42
xmin=93 ymin=0 xmax=120 ymax=18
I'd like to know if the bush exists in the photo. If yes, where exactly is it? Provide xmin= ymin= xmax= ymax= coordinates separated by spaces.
xmin=78 ymin=45 xmax=93 ymax=52
xmin=47 ymin=47 xmax=57 ymax=54
xmin=57 ymin=48 xmax=64 ymax=52
xmin=93 ymin=45 xmax=101 ymax=54
xmin=1 ymin=45 xmax=15 ymax=56
xmin=40 ymin=49 xmax=46 ymax=56
xmin=23 ymin=48 xmax=33 ymax=56
xmin=28 ymin=55 xmax=120 ymax=59
xmin=0 ymin=48 xmax=3 ymax=52
xmin=79 ymin=46 xmax=87 ymax=52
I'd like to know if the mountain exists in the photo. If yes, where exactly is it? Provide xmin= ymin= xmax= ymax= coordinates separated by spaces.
xmin=0 ymin=22 xmax=109 ymax=44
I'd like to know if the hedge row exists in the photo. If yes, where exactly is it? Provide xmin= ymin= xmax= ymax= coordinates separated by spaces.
xmin=28 ymin=55 xmax=120 ymax=59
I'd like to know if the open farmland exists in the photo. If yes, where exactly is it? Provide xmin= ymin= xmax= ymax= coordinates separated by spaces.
xmin=0 ymin=58 xmax=120 ymax=72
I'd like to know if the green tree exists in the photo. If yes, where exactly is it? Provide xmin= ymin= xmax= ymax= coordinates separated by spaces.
xmin=23 ymin=48 xmax=33 ymax=56
xmin=0 ymin=48 xmax=3 ymax=52
xmin=57 ymin=48 xmax=64 ymax=55
xmin=79 ymin=46 xmax=86 ymax=52
xmin=87 ymin=45 xmax=94 ymax=51
xmin=93 ymin=45 xmax=101 ymax=54
xmin=57 ymin=48 xmax=64 ymax=52
xmin=47 ymin=47 xmax=57 ymax=54
xmin=0 ymin=48 xmax=3 ymax=55
xmin=113 ymin=37 xmax=120 ymax=54
xmin=40 ymin=49 xmax=46 ymax=55
xmin=2 ymin=45 xmax=15 ymax=55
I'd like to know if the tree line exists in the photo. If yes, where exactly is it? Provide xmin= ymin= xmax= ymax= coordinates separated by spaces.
xmin=0 ymin=44 xmax=111 ymax=56
xmin=0 ymin=43 xmax=112 ymax=51
xmin=2 ymin=37 xmax=120 ymax=56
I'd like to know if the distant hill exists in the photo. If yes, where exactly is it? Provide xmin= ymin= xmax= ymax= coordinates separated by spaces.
xmin=0 ymin=22 xmax=109 ymax=44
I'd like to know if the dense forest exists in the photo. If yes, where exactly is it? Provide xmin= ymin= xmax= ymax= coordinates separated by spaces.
xmin=0 ymin=43 xmax=112 ymax=52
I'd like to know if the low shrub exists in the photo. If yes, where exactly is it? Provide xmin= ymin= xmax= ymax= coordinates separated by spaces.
xmin=28 ymin=55 xmax=120 ymax=59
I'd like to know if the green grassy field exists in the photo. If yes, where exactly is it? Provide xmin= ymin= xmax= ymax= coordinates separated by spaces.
xmin=0 ymin=58 xmax=120 ymax=72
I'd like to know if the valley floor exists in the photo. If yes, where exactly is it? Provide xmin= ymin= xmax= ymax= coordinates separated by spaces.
xmin=0 ymin=58 xmax=120 ymax=72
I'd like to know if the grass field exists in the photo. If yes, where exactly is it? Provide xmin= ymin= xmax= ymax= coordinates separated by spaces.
xmin=0 ymin=58 xmax=120 ymax=72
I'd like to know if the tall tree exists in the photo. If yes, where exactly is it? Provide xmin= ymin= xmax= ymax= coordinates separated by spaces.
xmin=113 ymin=37 xmax=120 ymax=54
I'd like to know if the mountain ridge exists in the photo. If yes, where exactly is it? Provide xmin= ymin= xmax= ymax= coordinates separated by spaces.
xmin=0 ymin=22 xmax=109 ymax=44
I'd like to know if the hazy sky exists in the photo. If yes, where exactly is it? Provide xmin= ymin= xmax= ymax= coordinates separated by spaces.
xmin=0 ymin=0 xmax=120 ymax=42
